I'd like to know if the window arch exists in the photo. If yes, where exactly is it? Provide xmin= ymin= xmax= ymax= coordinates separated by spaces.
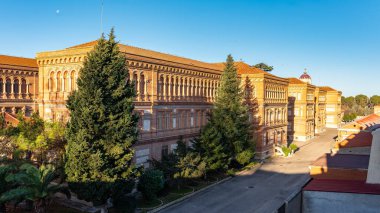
xmin=70 ymin=71 xmax=76 ymax=91
xmin=64 ymin=71 xmax=69 ymax=91
xmin=57 ymin=71 xmax=62 ymax=92
xmin=49 ymin=72 xmax=55 ymax=91
xmin=21 ymin=79 xmax=27 ymax=94
xmin=13 ymin=78 xmax=19 ymax=94
xmin=0 ymin=78 xmax=3 ymax=94
xmin=6 ymin=78 xmax=11 ymax=94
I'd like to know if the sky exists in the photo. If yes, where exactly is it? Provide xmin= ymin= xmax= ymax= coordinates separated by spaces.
xmin=0 ymin=0 xmax=379 ymax=97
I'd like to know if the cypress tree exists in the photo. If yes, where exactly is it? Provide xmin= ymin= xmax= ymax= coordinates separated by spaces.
xmin=198 ymin=55 xmax=254 ymax=171
xmin=65 ymin=29 xmax=139 ymax=203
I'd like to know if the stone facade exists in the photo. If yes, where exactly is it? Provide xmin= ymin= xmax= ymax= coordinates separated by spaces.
xmin=287 ymin=78 xmax=316 ymax=142
xmin=0 ymin=55 xmax=39 ymax=117
xmin=237 ymin=62 xmax=288 ymax=159
xmin=1 ymin=40 xmax=342 ymax=163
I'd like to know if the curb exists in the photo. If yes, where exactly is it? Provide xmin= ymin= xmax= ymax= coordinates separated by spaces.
xmin=148 ymin=176 xmax=232 ymax=213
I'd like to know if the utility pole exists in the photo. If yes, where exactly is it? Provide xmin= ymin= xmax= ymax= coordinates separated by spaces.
xmin=100 ymin=0 xmax=104 ymax=35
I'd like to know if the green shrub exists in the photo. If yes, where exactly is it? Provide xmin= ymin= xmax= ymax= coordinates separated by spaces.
xmin=69 ymin=180 xmax=134 ymax=206
xmin=289 ymin=143 xmax=298 ymax=152
xmin=236 ymin=150 xmax=254 ymax=165
xmin=281 ymin=146 xmax=291 ymax=157
xmin=137 ymin=169 xmax=164 ymax=201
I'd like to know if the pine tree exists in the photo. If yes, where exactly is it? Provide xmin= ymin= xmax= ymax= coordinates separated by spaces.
xmin=65 ymin=29 xmax=139 ymax=204
xmin=198 ymin=55 xmax=254 ymax=171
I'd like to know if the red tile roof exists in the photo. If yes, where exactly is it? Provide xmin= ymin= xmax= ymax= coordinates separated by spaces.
xmin=67 ymin=40 xmax=223 ymax=72
xmin=288 ymin=77 xmax=306 ymax=84
xmin=318 ymin=86 xmax=338 ymax=92
xmin=304 ymin=179 xmax=380 ymax=195
xmin=356 ymin=114 xmax=380 ymax=127
xmin=335 ymin=131 xmax=373 ymax=148
xmin=0 ymin=55 xmax=37 ymax=68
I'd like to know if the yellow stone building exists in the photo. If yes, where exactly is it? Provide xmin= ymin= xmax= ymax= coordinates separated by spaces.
xmin=237 ymin=62 xmax=289 ymax=158
xmin=315 ymin=87 xmax=327 ymax=134
xmin=0 ymin=40 xmax=343 ymax=162
xmin=319 ymin=86 xmax=342 ymax=128
xmin=287 ymin=77 xmax=316 ymax=142
xmin=0 ymin=55 xmax=39 ymax=116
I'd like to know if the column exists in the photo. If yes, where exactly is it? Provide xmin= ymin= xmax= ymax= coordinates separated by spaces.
xmin=168 ymin=77 xmax=172 ymax=101
xmin=137 ymin=74 xmax=141 ymax=101
xmin=163 ymin=76 xmax=167 ymax=101
xmin=145 ymin=79 xmax=149 ymax=101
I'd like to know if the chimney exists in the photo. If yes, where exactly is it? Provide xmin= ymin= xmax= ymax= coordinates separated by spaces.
xmin=367 ymin=128 xmax=380 ymax=184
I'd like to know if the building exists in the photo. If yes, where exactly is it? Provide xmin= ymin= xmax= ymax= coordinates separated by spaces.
xmin=287 ymin=77 xmax=316 ymax=142
xmin=319 ymin=86 xmax=342 ymax=128
xmin=375 ymin=105 xmax=380 ymax=115
xmin=0 ymin=55 xmax=39 ymax=116
xmin=36 ymin=41 xmax=222 ymax=165
xmin=237 ymin=62 xmax=289 ymax=159
xmin=337 ymin=113 xmax=380 ymax=141
xmin=0 ymin=40 xmax=342 ymax=163
xmin=314 ymin=87 xmax=327 ymax=134
xmin=303 ymin=127 xmax=380 ymax=213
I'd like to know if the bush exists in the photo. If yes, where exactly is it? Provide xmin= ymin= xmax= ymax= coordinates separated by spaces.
xmin=69 ymin=180 xmax=134 ymax=206
xmin=137 ymin=169 xmax=164 ymax=201
xmin=236 ymin=150 xmax=254 ymax=165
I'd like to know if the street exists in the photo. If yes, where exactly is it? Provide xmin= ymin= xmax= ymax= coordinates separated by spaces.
xmin=159 ymin=129 xmax=337 ymax=213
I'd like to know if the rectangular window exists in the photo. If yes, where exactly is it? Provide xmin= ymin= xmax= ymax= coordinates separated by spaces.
xmin=161 ymin=145 xmax=169 ymax=158
xmin=143 ymin=119 xmax=150 ymax=131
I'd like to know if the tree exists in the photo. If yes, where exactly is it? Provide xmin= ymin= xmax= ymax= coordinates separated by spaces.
xmin=0 ymin=163 xmax=70 ymax=213
xmin=252 ymin=63 xmax=273 ymax=72
xmin=65 ymin=29 xmax=139 ymax=206
xmin=355 ymin=94 xmax=369 ymax=108
xmin=197 ymin=55 xmax=254 ymax=173
xmin=342 ymin=96 xmax=355 ymax=108
xmin=370 ymin=95 xmax=380 ymax=106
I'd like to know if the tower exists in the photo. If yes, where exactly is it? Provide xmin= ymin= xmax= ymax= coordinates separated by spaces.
xmin=299 ymin=68 xmax=312 ymax=84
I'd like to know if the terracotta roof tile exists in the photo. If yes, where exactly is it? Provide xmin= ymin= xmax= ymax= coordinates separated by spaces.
xmin=318 ymin=86 xmax=337 ymax=92
xmin=335 ymin=131 xmax=373 ymax=148
xmin=67 ymin=40 xmax=223 ymax=72
xmin=287 ymin=77 xmax=305 ymax=84
xmin=356 ymin=114 xmax=380 ymax=127
xmin=0 ymin=55 xmax=37 ymax=68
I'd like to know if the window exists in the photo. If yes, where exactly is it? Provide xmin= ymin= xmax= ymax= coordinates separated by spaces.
xmin=136 ymin=148 xmax=150 ymax=168
xmin=161 ymin=145 xmax=169 ymax=158
xmin=143 ymin=119 xmax=150 ymax=131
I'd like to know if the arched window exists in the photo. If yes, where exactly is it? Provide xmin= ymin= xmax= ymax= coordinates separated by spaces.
xmin=133 ymin=73 xmax=138 ymax=93
xmin=57 ymin=71 xmax=62 ymax=92
xmin=49 ymin=72 xmax=55 ymax=91
xmin=13 ymin=79 xmax=19 ymax=94
xmin=70 ymin=71 xmax=76 ymax=91
xmin=21 ymin=79 xmax=27 ymax=94
xmin=0 ymin=78 xmax=3 ymax=94
xmin=140 ymin=74 xmax=145 ymax=97
xmin=159 ymin=76 xmax=164 ymax=99
xmin=6 ymin=78 xmax=11 ymax=94
xmin=64 ymin=71 xmax=69 ymax=91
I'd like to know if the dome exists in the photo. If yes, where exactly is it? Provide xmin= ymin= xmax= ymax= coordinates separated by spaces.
xmin=299 ymin=69 xmax=312 ymax=84
xmin=300 ymin=71 xmax=311 ymax=79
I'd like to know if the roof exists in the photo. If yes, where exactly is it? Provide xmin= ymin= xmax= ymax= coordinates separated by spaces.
xmin=335 ymin=131 xmax=373 ymax=148
xmin=304 ymin=179 xmax=380 ymax=195
xmin=318 ymin=86 xmax=338 ymax=92
xmin=67 ymin=40 xmax=223 ymax=72
xmin=288 ymin=77 xmax=306 ymax=84
xmin=311 ymin=153 xmax=369 ymax=170
xmin=300 ymin=71 xmax=311 ymax=79
xmin=356 ymin=114 xmax=380 ymax=127
xmin=0 ymin=55 xmax=38 ymax=68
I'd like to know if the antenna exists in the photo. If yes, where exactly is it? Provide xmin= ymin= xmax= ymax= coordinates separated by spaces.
xmin=100 ymin=0 xmax=104 ymax=34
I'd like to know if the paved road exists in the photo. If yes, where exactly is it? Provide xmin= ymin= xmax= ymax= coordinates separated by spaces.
xmin=159 ymin=129 xmax=337 ymax=213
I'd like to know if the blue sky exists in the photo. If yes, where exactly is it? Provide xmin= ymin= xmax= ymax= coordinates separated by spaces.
xmin=1 ymin=0 xmax=379 ymax=96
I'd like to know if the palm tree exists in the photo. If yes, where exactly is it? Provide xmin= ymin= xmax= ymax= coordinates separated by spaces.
xmin=0 ymin=163 xmax=70 ymax=213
